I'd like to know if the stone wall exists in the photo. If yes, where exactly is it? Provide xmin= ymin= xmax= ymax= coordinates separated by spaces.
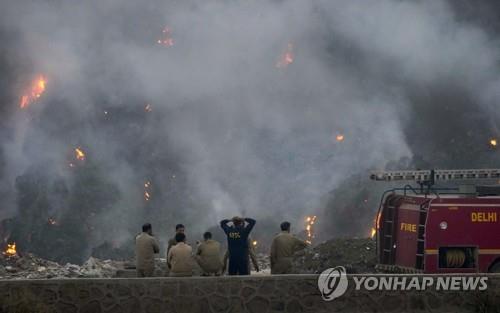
xmin=0 ymin=274 xmax=499 ymax=313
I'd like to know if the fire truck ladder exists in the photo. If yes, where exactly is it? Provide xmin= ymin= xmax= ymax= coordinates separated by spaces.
xmin=371 ymin=168 xmax=500 ymax=190
xmin=377 ymin=192 xmax=398 ymax=265
xmin=371 ymin=168 xmax=500 ymax=271
xmin=415 ymin=199 xmax=431 ymax=270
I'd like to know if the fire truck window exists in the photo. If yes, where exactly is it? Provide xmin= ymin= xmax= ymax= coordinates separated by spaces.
xmin=438 ymin=247 xmax=476 ymax=268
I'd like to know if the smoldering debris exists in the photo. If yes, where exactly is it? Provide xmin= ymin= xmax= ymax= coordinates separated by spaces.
xmin=0 ymin=237 xmax=377 ymax=279
xmin=0 ymin=254 xmax=121 ymax=279
xmin=293 ymin=238 xmax=377 ymax=274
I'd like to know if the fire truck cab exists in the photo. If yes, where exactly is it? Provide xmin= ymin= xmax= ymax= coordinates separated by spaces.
xmin=372 ymin=169 xmax=500 ymax=273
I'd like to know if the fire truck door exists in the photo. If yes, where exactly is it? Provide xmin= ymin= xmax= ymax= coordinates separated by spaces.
xmin=395 ymin=204 xmax=421 ymax=268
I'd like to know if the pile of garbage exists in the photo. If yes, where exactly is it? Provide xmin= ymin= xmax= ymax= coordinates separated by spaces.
xmin=0 ymin=238 xmax=378 ymax=279
xmin=0 ymin=253 xmax=122 ymax=279
xmin=293 ymin=237 xmax=377 ymax=274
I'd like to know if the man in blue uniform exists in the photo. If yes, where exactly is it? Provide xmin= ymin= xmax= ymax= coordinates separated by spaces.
xmin=220 ymin=216 xmax=256 ymax=275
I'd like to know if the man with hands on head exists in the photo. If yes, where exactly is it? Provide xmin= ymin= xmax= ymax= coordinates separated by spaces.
xmin=220 ymin=216 xmax=256 ymax=275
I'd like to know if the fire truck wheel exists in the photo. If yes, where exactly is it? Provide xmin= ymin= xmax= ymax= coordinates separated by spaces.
xmin=489 ymin=262 xmax=500 ymax=273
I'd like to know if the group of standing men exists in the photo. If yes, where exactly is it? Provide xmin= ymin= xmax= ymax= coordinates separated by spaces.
xmin=135 ymin=216 xmax=308 ymax=277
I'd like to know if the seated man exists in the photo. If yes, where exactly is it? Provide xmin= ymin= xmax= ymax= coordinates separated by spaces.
xmin=195 ymin=232 xmax=223 ymax=276
xmin=167 ymin=224 xmax=186 ymax=255
xmin=167 ymin=232 xmax=193 ymax=277
xmin=270 ymin=221 xmax=308 ymax=274
xmin=135 ymin=223 xmax=160 ymax=277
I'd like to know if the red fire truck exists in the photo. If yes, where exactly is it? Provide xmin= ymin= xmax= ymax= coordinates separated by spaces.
xmin=371 ymin=169 xmax=500 ymax=273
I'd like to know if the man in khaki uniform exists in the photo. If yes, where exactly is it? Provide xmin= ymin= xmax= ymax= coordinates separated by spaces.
xmin=167 ymin=232 xmax=193 ymax=277
xmin=270 ymin=221 xmax=308 ymax=274
xmin=195 ymin=232 xmax=223 ymax=276
xmin=222 ymin=237 xmax=260 ymax=274
xmin=167 ymin=224 xmax=185 ymax=255
xmin=135 ymin=223 xmax=160 ymax=277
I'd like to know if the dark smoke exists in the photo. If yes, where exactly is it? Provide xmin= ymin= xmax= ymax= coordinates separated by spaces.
xmin=0 ymin=0 xmax=499 ymax=263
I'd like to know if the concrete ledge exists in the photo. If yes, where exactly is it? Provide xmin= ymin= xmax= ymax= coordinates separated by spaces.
xmin=0 ymin=274 xmax=499 ymax=313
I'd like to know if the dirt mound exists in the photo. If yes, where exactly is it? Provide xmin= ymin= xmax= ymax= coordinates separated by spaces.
xmin=293 ymin=238 xmax=377 ymax=273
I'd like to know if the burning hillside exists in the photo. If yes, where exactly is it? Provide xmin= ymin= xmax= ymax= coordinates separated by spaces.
xmin=1 ymin=0 xmax=500 ymax=264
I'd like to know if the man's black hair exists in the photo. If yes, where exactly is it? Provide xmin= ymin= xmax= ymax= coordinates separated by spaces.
xmin=280 ymin=221 xmax=291 ymax=231
xmin=175 ymin=232 xmax=186 ymax=243
xmin=203 ymin=232 xmax=212 ymax=240
xmin=142 ymin=223 xmax=152 ymax=232
xmin=175 ymin=224 xmax=185 ymax=230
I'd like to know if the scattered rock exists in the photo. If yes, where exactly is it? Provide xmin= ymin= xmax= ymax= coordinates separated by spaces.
xmin=0 ymin=253 xmax=122 ymax=279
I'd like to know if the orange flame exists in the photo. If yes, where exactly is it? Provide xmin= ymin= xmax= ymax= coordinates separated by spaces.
xmin=3 ymin=242 xmax=17 ymax=257
xmin=20 ymin=76 xmax=46 ymax=109
xmin=252 ymin=240 xmax=258 ymax=247
xmin=157 ymin=27 xmax=174 ymax=47
xmin=276 ymin=43 xmax=294 ymax=69
xmin=75 ymin=148 xmax=86 ymax=161
xmin=305 ymin=215 xmax=317 ymax=244
xmin=336 ymin=134 xmax=344 ymax=142
xmin=370 ymin=212 xmax=381 ymax=238
xmin=490 ymin=138 xmax=497 ymax=147
xmin=144 ymin=181 xmax=152 ymax=201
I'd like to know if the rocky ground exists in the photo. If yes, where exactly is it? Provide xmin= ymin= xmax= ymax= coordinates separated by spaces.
xmin=0 ymin=238 xmax=376 ymax=279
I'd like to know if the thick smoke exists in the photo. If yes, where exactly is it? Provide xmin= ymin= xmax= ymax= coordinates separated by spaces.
xmin=0 ymin=0 xmax=499 ymax=262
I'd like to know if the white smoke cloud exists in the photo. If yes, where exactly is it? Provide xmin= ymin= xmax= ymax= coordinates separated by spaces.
xmin=1 ymin=0 xmax=499 ymax=252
